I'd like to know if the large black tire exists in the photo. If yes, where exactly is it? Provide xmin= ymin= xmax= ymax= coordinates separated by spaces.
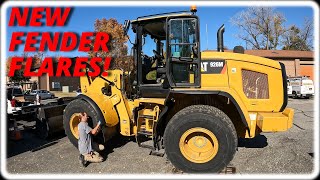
xmin=63 ymin=99 xmax=101 ymax=148
xmin=164 ymin=105 xmax=237 ymax=173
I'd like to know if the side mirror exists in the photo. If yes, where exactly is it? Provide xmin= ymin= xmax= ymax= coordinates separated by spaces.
xmin=123 ymin=20 xmax=131 ymax=36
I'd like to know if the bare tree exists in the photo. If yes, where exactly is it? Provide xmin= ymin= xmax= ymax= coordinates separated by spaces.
xmin=282 ymin=18 xmax=313 ymax=51
xmin=302 ymin=18 xmax=313 ymax=49
xmin=230 ymin=7 xmax=286 ymax=50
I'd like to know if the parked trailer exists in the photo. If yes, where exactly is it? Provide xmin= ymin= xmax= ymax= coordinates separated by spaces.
xmin=288 ymin=76 xmax=314 ymax=99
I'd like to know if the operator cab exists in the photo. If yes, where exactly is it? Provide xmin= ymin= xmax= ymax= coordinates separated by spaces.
xmin=124 ymin=9 xmax=201 ymax=98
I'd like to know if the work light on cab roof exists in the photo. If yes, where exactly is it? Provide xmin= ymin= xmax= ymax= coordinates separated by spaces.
xmin=190 ymin=5 xmax=197 ymax=13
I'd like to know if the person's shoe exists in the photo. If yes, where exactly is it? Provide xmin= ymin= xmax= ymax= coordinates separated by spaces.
xmin=92 ymin=151 xmax=103 ymax=160
xmin=79 ymin=154 xmax=87 ymax=167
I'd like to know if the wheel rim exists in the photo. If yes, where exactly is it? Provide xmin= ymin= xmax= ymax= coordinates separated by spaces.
xmin=179 ymin=127 xmax=219 ymax=163
xmin=69 ymin=113 xmax=80 ymax=139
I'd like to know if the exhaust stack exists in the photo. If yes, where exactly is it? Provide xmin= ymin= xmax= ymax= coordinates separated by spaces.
xmin=217 ymin=24 xmax=225 ymax=52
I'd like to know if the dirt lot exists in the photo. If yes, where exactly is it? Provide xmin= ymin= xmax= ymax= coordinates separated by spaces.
xmin=4 ymin=98 xmax=315 ymax=175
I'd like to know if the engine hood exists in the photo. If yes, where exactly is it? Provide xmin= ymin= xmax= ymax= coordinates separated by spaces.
xmin=201 ymin=51 xmax=281 ymax=70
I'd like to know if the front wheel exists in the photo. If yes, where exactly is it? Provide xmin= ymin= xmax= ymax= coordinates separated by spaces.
xmin=164 ymin=105 xmax=237 ymax=173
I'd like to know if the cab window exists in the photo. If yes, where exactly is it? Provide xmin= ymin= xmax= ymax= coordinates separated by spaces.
xmin=169 ymin=18 xmax=197 ymax=58
xmin=168 ymin=18 xmax=199 ymax=85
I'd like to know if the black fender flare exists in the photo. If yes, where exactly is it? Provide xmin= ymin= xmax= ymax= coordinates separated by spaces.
xmin=217 ymin=91 xmax=248 ymax=128
xmin=77 ymin=94 xmax=106 ymax=142
xmin=156 ymin=90 xmax=249 ymax=135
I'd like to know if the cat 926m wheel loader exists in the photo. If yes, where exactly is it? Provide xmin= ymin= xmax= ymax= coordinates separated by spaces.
xmin=63 ymin=7 xmax=294 ymax=173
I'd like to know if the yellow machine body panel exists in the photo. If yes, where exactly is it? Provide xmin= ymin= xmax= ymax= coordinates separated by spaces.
xmin=197 ymin=51 xmax=292 ymax=137
xmin=134 ymin=98 xmax=165 ymax=106
xmin=200 ymin=52 xmax=285 ymax=112
xmin=80 ymin=74 xmax=120 ymax=127
xmin=80 ymin=70 xmax=136 ymax=136
xmin=256 ymin=108 xmax=294 ymax=132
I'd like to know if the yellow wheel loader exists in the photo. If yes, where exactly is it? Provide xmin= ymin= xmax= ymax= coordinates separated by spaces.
xmin=63 ymin=7 xmax=294 ymax=173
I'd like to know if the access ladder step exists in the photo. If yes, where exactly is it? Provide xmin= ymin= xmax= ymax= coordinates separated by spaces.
xmin=137 ymin=130 xmax=152 ymax=136
xmin=139 ymin=115 xmax=154 ymax=119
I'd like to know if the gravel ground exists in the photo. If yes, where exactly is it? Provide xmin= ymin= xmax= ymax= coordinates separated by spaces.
xmin=3 ymin=98 xmax=316 ymax=175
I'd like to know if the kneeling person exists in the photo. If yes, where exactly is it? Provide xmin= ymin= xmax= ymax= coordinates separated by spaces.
xmin=78 ymin=112 xmax=103 ymax=166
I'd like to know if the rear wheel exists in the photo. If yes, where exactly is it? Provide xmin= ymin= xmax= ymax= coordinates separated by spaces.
xmin=63 ymin=99 xmax=102 ymax=147
xmin=164 ymin=105 xmax=237 ymax=173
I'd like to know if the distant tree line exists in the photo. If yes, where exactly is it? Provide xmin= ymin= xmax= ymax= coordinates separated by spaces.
xmin=230 ymin=7 xmax=313 ymax=51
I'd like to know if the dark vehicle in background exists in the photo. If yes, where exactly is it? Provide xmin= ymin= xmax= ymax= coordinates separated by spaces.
xmin=7 ymin=86 xmax=24 ymax=99
xmin=24 ymin=90 xmax=55 ymax=102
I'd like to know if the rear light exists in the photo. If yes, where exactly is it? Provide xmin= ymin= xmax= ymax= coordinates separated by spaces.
xmin=11 ymin=99 xmax=16 ymax=107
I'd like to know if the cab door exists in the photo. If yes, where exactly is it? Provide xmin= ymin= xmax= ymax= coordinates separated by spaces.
xmin=166 ymin=16 xmax=201 ymax=87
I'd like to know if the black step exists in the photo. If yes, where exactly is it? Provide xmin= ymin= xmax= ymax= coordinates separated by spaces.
xmin=139 ymin=115 xmax=154 ymax=119
xmin=137 ymin=130 xmax=152 ymax=136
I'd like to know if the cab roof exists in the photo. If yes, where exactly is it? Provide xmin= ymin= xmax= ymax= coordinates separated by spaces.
xmin=131 ymin=11 xmax=195 ymax=40
xmin=131 ymin=11 xmax=193 ymax=24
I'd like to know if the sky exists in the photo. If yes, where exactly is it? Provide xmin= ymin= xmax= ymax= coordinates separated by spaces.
xmin=5 ymin=5 xmax=314 ymax=58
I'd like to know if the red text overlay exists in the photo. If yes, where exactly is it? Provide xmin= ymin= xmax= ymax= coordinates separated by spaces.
xmin=8 ymin=7 xmax=112 ymax=77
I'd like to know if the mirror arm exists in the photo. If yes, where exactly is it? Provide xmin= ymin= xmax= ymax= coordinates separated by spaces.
xmin=127 ymin=35 xmax=134 ymax=45
xmin=99 ymin=75 xmax=116 ymax=86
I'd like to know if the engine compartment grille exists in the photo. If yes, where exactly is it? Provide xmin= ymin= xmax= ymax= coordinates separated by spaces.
xmin=242 ymin=70 xmax=269 ymax=99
